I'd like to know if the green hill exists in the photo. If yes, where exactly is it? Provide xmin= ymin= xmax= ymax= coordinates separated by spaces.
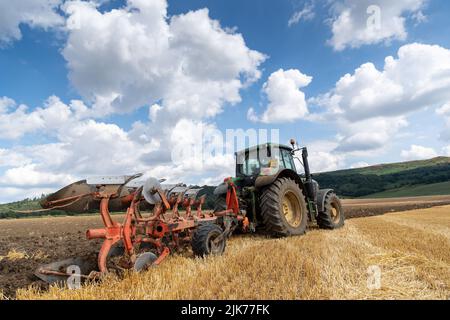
xmin=314 ymin=157 xmax=450 ymax=198
xmin=0 ymin=197 xmax=71 ymax=219
xmin=359 ymin=181 xmax=450 ymax=198
xmin=325 ymin=156 xmax=450 ymax=176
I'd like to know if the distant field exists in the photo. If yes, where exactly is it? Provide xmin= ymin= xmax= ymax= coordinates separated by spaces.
xmin=362 ymin=181 xmax=450 ymax=198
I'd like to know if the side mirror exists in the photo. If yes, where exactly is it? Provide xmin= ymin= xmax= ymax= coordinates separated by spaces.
xmin=290 ymin=139 xmax=296 ymax=149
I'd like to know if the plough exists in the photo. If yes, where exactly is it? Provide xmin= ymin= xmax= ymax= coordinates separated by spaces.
xmin=35 ymin=174 xmax=245 ymax=284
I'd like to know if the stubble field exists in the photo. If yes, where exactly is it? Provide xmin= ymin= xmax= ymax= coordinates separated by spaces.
xmin=1 ymin=195 xmax=449 ymax=300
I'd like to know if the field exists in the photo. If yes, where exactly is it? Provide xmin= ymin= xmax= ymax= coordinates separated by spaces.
xmin=1 ymin=196 xmax=449 ymax=300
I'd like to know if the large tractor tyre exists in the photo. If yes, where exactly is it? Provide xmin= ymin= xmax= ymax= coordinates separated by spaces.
xmin=214 ymin=195 xmax=227 ymax=212
xmin=191 ymin=223 xmax=226 ymax=257
xmin=260 ymin=177 xmax=308 ymax=237
xmin=317 ymin=192 xmax=345 ymax=229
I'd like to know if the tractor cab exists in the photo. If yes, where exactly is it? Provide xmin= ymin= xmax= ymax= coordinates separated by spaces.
xmin=235 ymin=143 xmax=297 ymax=178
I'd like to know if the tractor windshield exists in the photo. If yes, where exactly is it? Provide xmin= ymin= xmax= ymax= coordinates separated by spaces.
xmin=236 ymin=145 xmax=296 ymax=177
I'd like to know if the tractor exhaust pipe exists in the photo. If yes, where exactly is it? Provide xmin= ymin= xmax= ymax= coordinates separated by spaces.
xmin=302 ymin=147 xmax=312 ymax=182
xmin=302 ymin=147 xmax=317 ymax=203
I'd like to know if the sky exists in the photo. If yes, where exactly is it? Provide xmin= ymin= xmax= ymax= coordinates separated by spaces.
xmin=0 ymin=0 xmax=450 ymax=203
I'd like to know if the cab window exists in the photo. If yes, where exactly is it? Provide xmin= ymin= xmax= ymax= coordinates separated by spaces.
xmin=280 ymin=148 xmax=295 ymax=170
xmin=237 ymin=151 xmax=260 ymax=176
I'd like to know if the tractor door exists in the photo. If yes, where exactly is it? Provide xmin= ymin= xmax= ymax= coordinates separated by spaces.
xmin=280 ymin=148 xmax=297 ymax=172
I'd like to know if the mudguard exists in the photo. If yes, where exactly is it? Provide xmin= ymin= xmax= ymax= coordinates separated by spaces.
xmin=255 ymin=169 xmax=304 ymax=190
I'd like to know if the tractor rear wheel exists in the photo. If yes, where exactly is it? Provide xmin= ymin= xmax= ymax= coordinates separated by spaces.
xmin=260 ymin=177 xmax=307 ymax=237
xmin=191 ymin=223 xmax=226 ymax=257
xmin=317 ymin=192 xmax=345 ymax=229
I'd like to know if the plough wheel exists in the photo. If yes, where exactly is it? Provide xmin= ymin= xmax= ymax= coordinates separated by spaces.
xmin=191 ymin=223 xmax=226 ymax=257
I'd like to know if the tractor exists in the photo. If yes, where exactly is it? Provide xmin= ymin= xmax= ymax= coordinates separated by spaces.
xmin=213 ymin=139 xmax=345 ymax=237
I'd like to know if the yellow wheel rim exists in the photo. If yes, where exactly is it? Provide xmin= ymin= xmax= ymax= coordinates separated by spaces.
xmin=331 ymin=203 xmax=340 ymax=224
xmin=282 ymin=191 xmax=302 ymax=227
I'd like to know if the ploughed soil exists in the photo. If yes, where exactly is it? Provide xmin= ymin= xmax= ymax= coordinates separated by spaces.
xmin=1 ymin=195 xmax=450 ymax=299
xmin=0 ymin=216 xmax=103 ymax=298
xmin=342 ymin=195 xmax=450 ymax=218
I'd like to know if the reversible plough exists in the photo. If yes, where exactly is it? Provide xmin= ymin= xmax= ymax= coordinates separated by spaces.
xmin=35 ymin=174 xmax=245 ymax=284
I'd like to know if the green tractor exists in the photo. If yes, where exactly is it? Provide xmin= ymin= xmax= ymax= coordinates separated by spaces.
xmin=214 ymin=139 xmax=345 ymax=237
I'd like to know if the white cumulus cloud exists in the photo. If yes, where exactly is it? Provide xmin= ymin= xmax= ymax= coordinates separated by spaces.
xmin=328 ymin=0 xmax=427 ymax=51
xmin=248 ymin=69 xmax=312 ymax=123
xmin=0 ymin=0 xmax=63 ymax=46
xmin=442 ymin=146 xmax=450 ymax=157
xmin=437 ymin=103 xmax=450 ymax=141
xmin=315 ymin=44 xmax=450 ymax=121
xmin=62 ymin=0 xmax=266 ymax=116
xmin=401 ymin=144 xmax=437 ymax=160
xmin=312 ymin=43 xmax=450 ymax=154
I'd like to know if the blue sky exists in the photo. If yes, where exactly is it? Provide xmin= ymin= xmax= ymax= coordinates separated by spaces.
xmin=0 ymin=0 xmax=450 ymax=202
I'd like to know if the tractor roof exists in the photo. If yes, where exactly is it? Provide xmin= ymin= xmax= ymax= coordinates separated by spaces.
xmin=235 ymin=143 xmax=292 ymax=155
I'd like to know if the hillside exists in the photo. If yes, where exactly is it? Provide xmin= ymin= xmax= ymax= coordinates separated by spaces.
xmin=359 ymin=181 xmax=450 ymax=198
xmin=326 ymin=156 xmax=450 ymax=176
xmin=314 ymin=156 xmax=450 ymax=198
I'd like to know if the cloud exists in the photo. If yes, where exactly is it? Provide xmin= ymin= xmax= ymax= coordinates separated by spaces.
xmin=248 ymin=69 xmax=312 ymax=123
xmin=0 ymin=96 xmax=88 ymax=140
xmin=328 ymin=0 xmax=427 ymax=51
xmin=315 ymin=44 xmax=450 ymax=122
xmin=298 ymin=140 xmax=346 ymax=173
xmin=443 ymin=146 xmax=450 ymax=157
xmin=0 ymin=0 xmax=63 ymax=46
xmin=0 ymin=187 xmax=57 ymax=204
xmin=308 ymin=140 xmax=346 ymax=173
xmin=350 ymin=161 xmax=370 ymax=169
xmin=0 ymin=97 xmax=16 ymax=113
xmin=0 ymin=1 xmax=267 ymax=202
xmin=436 ymin=103 xmax=450 ymax=116
xmin=0 ymin=164 xmax=75 ymax=187
xmin=0 ymin=97 xmax=237 ymax=202
xmin=288 ymin=2 xmax=315 ymax=27
xmin=401 ymin=144 xmax=437 ymax=160
xmin=310 ymin=43 xmax=450 ymax=154
xmin=437 ymin=103 xmax=450 ymax=141
xmin=0 ymin=149 xmax=31 ymax=167
xmin=334 ymin=116 xmax=408 ymax=153
xmin=62 ymin=0 xmax=266 ymax=116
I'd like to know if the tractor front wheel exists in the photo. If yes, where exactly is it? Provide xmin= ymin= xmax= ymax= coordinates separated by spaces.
xmin=317 ymin=192 xmax=345 ymax=229
xmin=260 ymin=177 xmax=308 ymax=237
xmin=191 ymin=223 xmax=226 ymax=257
